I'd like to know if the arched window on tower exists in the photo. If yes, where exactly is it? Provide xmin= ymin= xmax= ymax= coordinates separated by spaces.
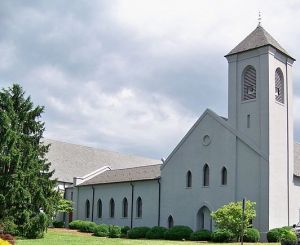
xmin=85 ymin=199 xmax=90 ymax=219
xmin=109 ymin=198 xmax=115 ymax=218
xmin=242 ymin=66 xmax=256 ymax=101
xmin=203 ymin=164 xmax=209 ymax=187
xmin=186 ymin=170 xmax=192 ymax=188
xmin=122 ymin=197 xmax=128 ymax=218
xmin=136 ymin=197 xmax=142 ymax=218
xmin=221 ymin=167 xmax=227 ymax=185
xmin=97 ymin=199 xmax=102 ymax=218
xmin=275 ymin=68 xmax=284 ymax=103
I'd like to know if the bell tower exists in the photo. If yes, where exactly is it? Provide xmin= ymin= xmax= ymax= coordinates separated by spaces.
xmin=225 ymin=24 xmax=295 ymax=228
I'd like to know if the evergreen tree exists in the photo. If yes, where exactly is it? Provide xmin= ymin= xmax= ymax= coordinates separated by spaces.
xmin=0 ymin=84 xmax=59 ymax=238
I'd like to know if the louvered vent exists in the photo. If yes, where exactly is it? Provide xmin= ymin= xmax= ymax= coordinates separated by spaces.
xmin=242 ymin=66 xmax=256 ymax=101
xmin=275 ymin=68 xmax=284 ymax=103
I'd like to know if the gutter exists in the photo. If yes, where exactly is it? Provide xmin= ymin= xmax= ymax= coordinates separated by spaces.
xmin=286 ymin=58 xmax=290 ymax=225
xmin=158 ymin=178 xmax=161 ymax=226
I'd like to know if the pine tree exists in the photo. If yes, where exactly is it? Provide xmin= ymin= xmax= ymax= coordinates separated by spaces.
xmin=0 ymin=84 xmax=59 ymax=238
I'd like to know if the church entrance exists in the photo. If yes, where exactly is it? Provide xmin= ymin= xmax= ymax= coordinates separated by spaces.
xmin=196 ymin=206 xmax=212 ymax=231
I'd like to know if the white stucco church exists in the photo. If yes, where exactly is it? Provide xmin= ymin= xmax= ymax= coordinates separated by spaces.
xmin=47 ymin=24 xmax=300 ymax=236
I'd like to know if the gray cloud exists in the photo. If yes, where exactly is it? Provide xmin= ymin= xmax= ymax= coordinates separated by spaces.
xmin=1 ymin=0 xmax=300 ymax=159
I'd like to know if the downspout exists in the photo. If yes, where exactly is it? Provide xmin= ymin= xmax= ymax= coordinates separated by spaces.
xmin=130 ymin=182 xmax=134 ymax=228
xmin=158 ymin=178 xmax=161 ymax=226
xmin=285 ymin=58 xmax=290 ymax=225
xmin=91 ymin=186 xmax=95 ymax=222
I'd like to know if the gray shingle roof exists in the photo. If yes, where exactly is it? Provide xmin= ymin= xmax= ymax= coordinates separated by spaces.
xmin=79 ymin=164 xmax=161 ymax=186
xmin=226 ymin=25 xmax=295 ymax=60
xmin=294 ymin=143 xmax=300 ymax=176
xmin=44 ymin=139 xmax=160 ymax=183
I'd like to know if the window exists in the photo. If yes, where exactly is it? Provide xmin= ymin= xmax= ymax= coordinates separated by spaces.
xmin=247 ymin=114 xmax=250 ymax=128
xmin=85 ymin=199 xmax=90 ymax=219
xmin=136 ymin=197 xmax=142 ymax=218
xmin=275 ymin=68 xmax=284 ymax=103
xmin=203 ymin=164 xmax=209 ymax=186
xmin=122 ymin=197 xmax=128 ymax=218
xmin=242 ymin=66 xmax=256 ymax=101
xmin=221 ymin=167 xmax=227 ymax=185
xmin=97 ymin=199 xmax=102 ymax=218
xmin=168 ymin=215 xmax=174 ymax=228
xmin=109 ymin=198 xmax=115 ymax=218
xmin=70 ymin=192 xmax=73 ymax=201
xmin=186 ymin=170 xmax=192 ymax=187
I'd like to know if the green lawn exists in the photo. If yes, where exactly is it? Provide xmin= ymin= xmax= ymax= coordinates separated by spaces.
xmin=17 ymin=229 xmax=277 ymax=245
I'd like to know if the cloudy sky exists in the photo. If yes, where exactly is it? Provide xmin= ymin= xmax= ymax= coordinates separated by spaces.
xmin=1 ymin=0 xmax=300 ymax=159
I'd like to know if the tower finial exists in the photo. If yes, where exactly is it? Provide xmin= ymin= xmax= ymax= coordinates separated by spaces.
xmin=258 ymin=11 xmax=262 ymax=26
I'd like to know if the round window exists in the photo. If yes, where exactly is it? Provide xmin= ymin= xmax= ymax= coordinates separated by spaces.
xmin=203 ymin=135 xmax=211 ymax=146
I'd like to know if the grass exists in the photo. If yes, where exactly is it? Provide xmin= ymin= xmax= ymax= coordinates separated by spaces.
xmin=17 ymin=229 xmax=277 ymax=245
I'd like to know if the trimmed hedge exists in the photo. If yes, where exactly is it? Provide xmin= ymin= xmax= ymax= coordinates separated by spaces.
xmin=164 ymin=225 xmax=193 ymax=240
xmin=121 ymin=226 xmax=131 ymax=237
xmin=108 ymin=225 xmax=121 ymax=238
xmin=267 ymin=228 xmax=289 ymax=242
xmin=280 ymin=229 xmax=297 ymax=245
xmin=93 ymin=224 xmax=109 ymax=237
xmin=190 ymin=229 xmax=212 ymax=241
xmin=243 ymin=228 xmax=260 ymax=242
xmin=128 ymin=227 xmax=151 ymax=239
xmin=69 ymin=220 xmax=84 ymax=230
xmin=52 ymin=221 xmax=64 ymax=228
xmin=211 ymin=229 xmax=234 ymax=243
xmin=145 ymin=226 xmax=168 ymax=239
xmin=78 ymin=221 xmax=97 ymax=233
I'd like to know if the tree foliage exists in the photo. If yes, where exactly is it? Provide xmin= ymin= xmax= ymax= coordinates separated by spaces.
xmin=211 ymin=200 xmax=256 ymax=240
xmin=0 ymin=84 xmax=59 ymax=238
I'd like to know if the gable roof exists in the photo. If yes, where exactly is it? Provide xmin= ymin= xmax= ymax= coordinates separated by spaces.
xmin=226 ymin=25 xmax=295 ymax=60
xmin=161 ymin=108 xmax=268 ymax=170
xmin=79 ymin=164 xmax=161 ymax=186
xmin=44 ymin=139 xmax=160 ymax=183
xmin=294 ymin=143 xmax=300 ymax=177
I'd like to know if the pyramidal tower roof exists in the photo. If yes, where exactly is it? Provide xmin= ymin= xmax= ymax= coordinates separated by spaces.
xmin=226 ymin=25 xmax=295 ymax=60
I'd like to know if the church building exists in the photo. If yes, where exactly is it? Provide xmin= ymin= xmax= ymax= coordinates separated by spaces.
xmin=48 ymin=24 xmax=300 ymax=236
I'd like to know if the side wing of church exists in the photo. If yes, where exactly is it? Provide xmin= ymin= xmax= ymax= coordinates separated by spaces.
xmin=49 ymin=24 xmax=300 ymax=237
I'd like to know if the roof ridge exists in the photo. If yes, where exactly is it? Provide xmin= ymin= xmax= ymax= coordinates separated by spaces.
xmin=108 ymin=163 xmax=162 ymax=171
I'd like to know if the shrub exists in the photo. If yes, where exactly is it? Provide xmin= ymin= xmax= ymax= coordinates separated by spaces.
xmin=267 ymin=228 xmax=289 ymax=242
xmin=128 ymin=227 xmax=151 ymax=239
xmin=164 ymin=225 xmax=193 ymax=240
xmin=145 ymin=226 xmax=168 ymax=239
xmin=69 ymin=220 xmax=84 ymax=230
xmin=0 ymin=218 xmax=18 ymax=236
xmin=280 ymin=229 xmax=297 ymax=245
xmin=93 ymin=224 xmax=109 ymax=237
xmin=108 ymin=225 xmax=121 ymax=238
xmin=211 ymin=229 xmax=234 ymax=243
xmin=52 ymin=221 xmax=64 ymax=228
xmin=23 ymin=213 xmax=48 ymax=239
xmin=243 ymin=228 xmax=260 ymax=242
xmin=78 ymin=221 xmax=97 ymax=233
xmin=190 ymin=229 xmax=212 ymax=241
xmin=121 ymin=226 xmax=131 ymax=237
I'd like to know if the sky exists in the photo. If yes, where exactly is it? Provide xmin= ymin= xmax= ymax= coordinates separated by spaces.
xmin=1 ymin=0 xmax=300 ymax=159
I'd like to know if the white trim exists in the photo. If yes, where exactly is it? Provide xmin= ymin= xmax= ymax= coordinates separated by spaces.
xmin=73 ymin=165 xmax=111 ymax=186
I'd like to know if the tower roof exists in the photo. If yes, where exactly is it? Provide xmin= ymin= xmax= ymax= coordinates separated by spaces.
xmin=226 ymin=25 xmax=295 ymax=60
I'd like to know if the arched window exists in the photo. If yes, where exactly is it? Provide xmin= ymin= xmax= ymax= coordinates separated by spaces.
xmin=122 ymin=197 xmax=128 ymax=218
xmin=186 ymin=170 xmax=192 ymax=188
xmin=136 ymin=197 xmax=142 ymax=218
xmin=109 ymin=198 xmax=115 ymax=218
xmin=97 ymin=199 xmax=102 ymax=218
xmin=168 ymin=215 xmax=174 ymax=228
xmin=275 ymin=68 xmax=284 ymax=103
xmin=221 ymin=167 xmax=227 ymax=185
xmin=242 ymin=66 xmax=256 ymax=101
xmin=85 ymin=199 xmax=90 ymax=218
xmin=203 ymin=164 xmax=209 ymax=187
